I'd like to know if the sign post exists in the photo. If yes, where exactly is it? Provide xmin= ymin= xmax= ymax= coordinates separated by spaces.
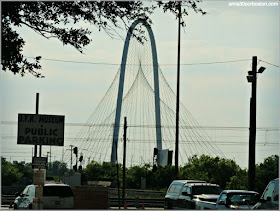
xmin=17 ymin=93 xmax=65 ymax=210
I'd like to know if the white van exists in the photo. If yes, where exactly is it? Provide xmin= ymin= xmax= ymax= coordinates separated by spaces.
xmin=14 ymin=183 xmax=74 ymax=209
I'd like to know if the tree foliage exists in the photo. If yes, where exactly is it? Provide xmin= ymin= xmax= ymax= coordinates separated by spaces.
xmin=255 ymin=155 xmax=279 ymax=193
xmin=1 ymin=157 xmax=24 ymax=186
xmin=1 ymin=1 xmax=206 ymax=77
xmin=47 ymin=160 xmax=68 ymax=181
xmin=178 ymin=155 xmax=242 ymax=189
xmin=82 ymin=155 xmax=278 ymax=191
xmin=84 ymin=161 xmax=121 ymax=182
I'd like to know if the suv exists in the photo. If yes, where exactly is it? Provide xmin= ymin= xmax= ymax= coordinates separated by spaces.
xmin=164 ymin=180 xmax=206 ymax=209
xmin=180 ymin=183 xmax=223 ymax=209
xmin=14 ymin=183 xmax=74 ymax=209
xmin=253 ymin=178 xmax=279 ymax=210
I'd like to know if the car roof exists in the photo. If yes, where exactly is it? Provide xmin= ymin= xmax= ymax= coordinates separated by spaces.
xmin=44 ymin=183 xmax=70 ymax=187
xmin=29 ymin=183 xmax=70 ymax=187
xmin=187 ymin=183 xmax=220 ymax=187
xmin=221 ymin=190 xmax=258 ymax=194
xmin=171 ymin=180 xmax=207 ymax=184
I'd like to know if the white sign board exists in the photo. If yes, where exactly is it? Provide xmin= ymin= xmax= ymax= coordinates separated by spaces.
xmin=17 ymin=114 xmax=65 ymax=146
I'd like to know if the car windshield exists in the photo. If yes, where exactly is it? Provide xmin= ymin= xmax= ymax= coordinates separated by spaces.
xmin=192 ymin=186 xmax=222 ymax=195
xmin=228 ymin=193 xmax=257 ymax=205
xmin=43 ymin=186 xmax=73 ymax=197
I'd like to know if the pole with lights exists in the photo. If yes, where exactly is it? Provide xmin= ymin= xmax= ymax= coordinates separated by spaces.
xmin=247 ymin=56 xmax=266 ymax=191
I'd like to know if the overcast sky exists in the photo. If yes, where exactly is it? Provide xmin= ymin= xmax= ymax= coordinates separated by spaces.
xmin=1 ymin=1 xmax=279 ymax=168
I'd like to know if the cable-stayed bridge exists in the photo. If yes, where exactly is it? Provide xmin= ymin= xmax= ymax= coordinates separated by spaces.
xmin=64 ymin=20 xmax=225 ymax=167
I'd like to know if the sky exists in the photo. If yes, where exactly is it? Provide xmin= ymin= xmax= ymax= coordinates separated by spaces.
xmin=1 ymin=1 xmax=279 ymax=169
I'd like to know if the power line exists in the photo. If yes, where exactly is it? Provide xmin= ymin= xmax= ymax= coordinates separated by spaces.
xmin=259 ymin=59 xmax=279 ymax=68
xmin=24 ymin=56 xmax=253 ymax=66
xmin=1 ymin=121 xmax=278 ymax=131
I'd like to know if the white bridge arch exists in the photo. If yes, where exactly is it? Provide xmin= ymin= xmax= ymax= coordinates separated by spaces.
xmin=110 ymin=20 xmax=162 ymax=163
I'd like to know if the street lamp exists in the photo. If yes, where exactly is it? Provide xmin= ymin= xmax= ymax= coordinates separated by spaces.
xmin=258 ymin=66 xmax=266 ymax=73
xmin=247 ymin=56 xmax=266 ymax=191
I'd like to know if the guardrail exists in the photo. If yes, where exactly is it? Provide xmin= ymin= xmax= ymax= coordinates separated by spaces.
xmin=2 ymin=195 xmax=15 ymax=205
xmin=109 ymin=197 xmax=165 ymax=208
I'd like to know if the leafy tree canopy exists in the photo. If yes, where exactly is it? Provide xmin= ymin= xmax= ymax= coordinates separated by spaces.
xmin=1 ymin=1 xmax=205 ymax=77
xmin=1 ymin=157 xmax=23 ymax=186
xmin=179 ymin=154 xmax=242 ymax=189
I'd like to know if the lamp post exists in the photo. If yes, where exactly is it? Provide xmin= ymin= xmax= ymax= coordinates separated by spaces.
xmin=247 ymin=56 xmax=266 ymax=191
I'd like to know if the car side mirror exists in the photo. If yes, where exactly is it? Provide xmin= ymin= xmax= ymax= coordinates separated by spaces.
xmin=218 ymin=201 xmax=225 ymax=205
xmin=259 ymin=198 xmax=266 ymax=203
xmin=182 ymin=192 xmax=193 ymax=199
xmin=15 ymin=192 xmax=20 ymax=197
xmin=266 ymin=196 xmax=272 ymax=202
xmin=182 ymin=191 xmax=188 ymax=196
xmin=225 ymin=198 xmax=231 ymax=208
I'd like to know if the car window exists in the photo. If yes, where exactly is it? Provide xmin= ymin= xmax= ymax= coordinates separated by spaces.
xmin=192 ymin=186 xmax=222 ymax=195
xmin=274 ymin=181 xmax=279 ymax=202
xmin=175 ymin=184 xmax=183 ymax=193
xmin=168 ymin=184 xmax=176 ymax=193
xmin=22 ymin=186 xmax=30 ymax=195
xmin=181 ymin=186 xmax=187 ymax=193
xmin=228 ymin=193 xmax=257 ymax=205
xmin=219 ymin=193 xmax=227 ymax=204
xmin=26 ymin=186 xmax=32 ymax=196
xmin=187 ymin=187 xmax=191 ymax=194
xmin=43 ymin=186 xmax=74 ymax=197
xmin=263 ymin=182 xmax=275 ymax=200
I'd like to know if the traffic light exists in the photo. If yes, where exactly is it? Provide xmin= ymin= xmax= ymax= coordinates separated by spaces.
xmin=168 ymin=150 xmax=173 ymax=165
xmin=73 ymin=164 xmax=77 ymax=172
xmin=78 ymin=165 xmax=82 ymax=172
xmin=73 ymin=147 xmax=78 ymax=156
xmin=79 ymin=155 xmax=83 ymax=162
xmin=153 ymin=148 xmax=158 ymax=156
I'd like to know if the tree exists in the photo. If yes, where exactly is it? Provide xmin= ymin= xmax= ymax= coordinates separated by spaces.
xmin=226 ymin=169 xmax=248 ymax=190
xmin=255 ymin=155 xmax=279 ymax=193
xmin=84 ymin=161 xmax=121 ymax=182
xmin=1 ymin=157 xmax=23 ymax=186
xmin=47 ymin=160 xmax=68 ymax=181
xmin=1 ymin=1 xmax=206 ymax=77
xmin=13 ymin=161 xmax=33 ymax=178
xmin=126 ymin=164 xmax=152 ymax=189
xmin=179 ymin=155 xmax=242 ymax=189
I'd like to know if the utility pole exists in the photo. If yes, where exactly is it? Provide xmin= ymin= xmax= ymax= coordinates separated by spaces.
xmin=50 ymin=146 xmax=51 ymax=163
xmin=122 ymin=117 xmax=127 ymax=207
xmin=68 ymin=145 xmax=74 ymax=169
xmin=248 ymin=56 xmax=257 ymax=191
xmin=175 ymin=3 xmax=181 ymax=178
xmin=35 ymin=93 xmax=39 ymax=157
xmin=116 ymin=141 xmax=121 ymax=209
xmin=247 ymin=56 xmax=266 ymax=191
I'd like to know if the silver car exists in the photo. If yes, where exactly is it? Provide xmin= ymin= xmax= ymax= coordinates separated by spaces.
xmin=14 ymin=183 xmax=74 ymax=209
xmin=215 ymin=190 xmax=259 ymax=210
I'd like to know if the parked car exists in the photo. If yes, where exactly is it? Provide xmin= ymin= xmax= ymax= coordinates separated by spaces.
xmin=215 ymin=190 xmax=259 ymax=210
xmin=180 ymin=183 xmax=223 ymax=209
xmin=164 ymin=180 xmax=223 ymax=209
xmin=14 ymin=183 xmax=74 ymax=209
xmin=252 ymin=178 xmax=279 ymax=210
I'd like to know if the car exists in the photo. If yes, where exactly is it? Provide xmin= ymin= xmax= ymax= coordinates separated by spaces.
xmin=252 ymin=178 xmax=279 ymax=210
xmin=215 ymin=190 xmax=260 ymax=210
xmin=14 ymin=183 xmax=74 ymax=209
xmin=164 ymin=180 xmax=207 ymax=209
xmin=179 ymin=183 xmax=223 ymax=209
